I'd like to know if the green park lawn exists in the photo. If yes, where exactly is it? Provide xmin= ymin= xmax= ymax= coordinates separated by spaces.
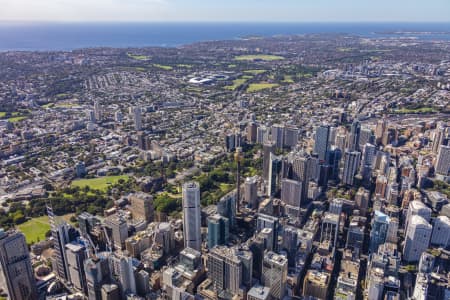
xmin=127 ymin=53 xmax=150 ymax=60
xmin=0 ymin=112 xmax=6 ymax=118
xmin=71 ymin=175 xmax=129 ymax=192
xmin=8 ymin=116 xmax=27 ymax=122
xmin=246 ymin=83 xmax=279 ymax=92
xmin=153 ymin=64 xmax=173 ymax=70
xmin=18 ymin=214 xmax=75 ymax=244
xmin=235 ymin=54 xmax=284 ymax=61
xmin=244 ymin=69 xmax=266 ymax=75
xmin=224 ymin=78 xmax=249 ymax=90
xmin=18 ymin=216 xmax=50 ymax=244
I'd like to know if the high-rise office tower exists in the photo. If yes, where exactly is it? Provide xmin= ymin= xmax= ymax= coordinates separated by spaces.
xmin=268 ymin=153 xmax=283 ymax=197
xmin=431 ymin=216 xmax=450 ymax=247
xmin=257 ymin=214 xmax=280 ymax=251
xmin=207 ymin=214 xmax=229 ymax=249
xmin=110 ymin=254 xmax=137 ymax=296
xmin=435 ymin=145 xmax=450 ymax=180
xmin=257 ymin=125 xmax=270 ymax=144
xmin=303 ymin=270 xmax=330 ymax=300
xmin=405 ymin=201 xmax=432 ymax=233
xmin=235 ymin=147 xmax=244 ymax=211
xmin=375 ymin=119 xmax=388 ymax=144
xmin=403 ymin=215 xmax=432 ymax=262
xmin=369 ymin=210 xmax=390 ymax=253
xmin=263 ymin=141 xmax=276 ymax=181
xmin=247 ymin=122 xmax=258 ymax=144
xmin=347 ymin=119 xmax=361 ymax=151
xmin=359 ymin=127 xmax=375 ymax=150
xmin=48 ymin=204 xmax=79 ymax=282
xmin=244 ymin=176 xmax=258 ymax=209
xmin=94 ymin=100 xmax=102 ymax=123
xmin=217 ymin=192 xmax=236 ymax=229
xmin=87 ymin=109 xmax=96 ymax=123
xmin=314 ymin=125 xmax=330 ymax=162
xmin=360 ymin=143 xmax=376 ymax=173
xmin=283 ymin=126 xmax=298 ymax=148
xmin=271 ymin=124 xmax=285 ymax=149
xmin=182 ymin=182 xmax=202 ymax=251
xmin=341 ymin=150 xmax=361 ymax=186
xmin=105 ymin=214 xmax=128 ymax=250
xmin=78 ymin=212 xmax=99 ymax=238
xmin=432 ymin=122 xmax=447 ymax=154
xmin=320 ymin=212 xmax=340 ymax=251
xmin=290 ymin=152 xmax=313 ymax=203
xmin=0 ymin=229 xmax=37 ymax=300
xmin=65 ymin=243 xmax=88 ymax=293
xmin=281 ymin=226 xmax=298 ymax=266
xmin=207 ymin=246 xmax=243 ymax=295
xmin=129 ymin=192 xmax=154 ymax=224
xmin=132 ymin=106 xmax=142 ymax=131
xmin=101 ymin=284 xmax=121 ymax=300
xmin=261 ymin=252 xmax=288 ymax=300
xmin=280 ymin=178 xmax=302 ymax=208
xmin=136 ymin=131 xmax=148 ymax=150
xmin=114 ymin=110 xmax=123 ymax=123
xmin=85 ymin=256 xmax=110 ymax=300
xmin=355 ymin=187 xmax=370 ymax=215
xmin=327 ymin=147 xmax=342 ymax=181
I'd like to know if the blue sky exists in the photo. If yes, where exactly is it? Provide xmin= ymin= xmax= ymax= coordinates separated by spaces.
xmin=0 ymin=0 xmax=449 ymax=22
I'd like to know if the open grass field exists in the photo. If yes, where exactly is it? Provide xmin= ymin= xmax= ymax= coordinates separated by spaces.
xmin=18 ymin=216 xmax=50 ymax=244
xmin=224 ymin=78 xmax=249 ymax=90
xmin=235 ymin=54 xmax=284 ymax=61
xmin=0 ymin=112 xmax=6 ymax=118
xmin=71 ymin=175 xmax=129 ymax=192
xmin=153 ymin=64 xmax=173 ymax=70
xmin=18 ymin=214 xmax=75 ymax=244
xmin=393 ymin=107 xmax=436 ymax=114
xmin=244 ymin=69 xmax=266 ymax=75
xmin=282 ymin=75 xmax=295 ymax=83
xmin=246 ymin=83 xmax=279 ymax=92
xmin=127 ymin=53 xmax=150 ymax=60
xmin=8 ymin=116 xmax=27 ymax=122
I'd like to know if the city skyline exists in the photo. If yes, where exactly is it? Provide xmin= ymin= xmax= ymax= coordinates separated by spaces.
xmin=1 ymin=0 xmax=450 ymax=23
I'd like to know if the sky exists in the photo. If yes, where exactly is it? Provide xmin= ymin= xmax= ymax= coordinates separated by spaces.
xmin=0 ymin=0 xmax=449 ymax=23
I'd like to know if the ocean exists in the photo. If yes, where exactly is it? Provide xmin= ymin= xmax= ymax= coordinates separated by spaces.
xmin=0 ymin=22 xmax=450 ymax=51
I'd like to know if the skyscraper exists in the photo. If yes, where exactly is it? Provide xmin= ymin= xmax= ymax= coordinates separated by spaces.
xmin=244 ymin=176 xmax=258 ymax=208
xmin=84 ymin=256 xmax=110 ymax=300
xmin=314 ymin=125 xmax=330 ymax=162
xmin=341 ymin=150 xmax=361 ymax=186
xmin=129 ymin=192 xmax=154 ymax=224
xmin=207 ymin=246 xmax=243 ymax=295
xmin=290 ymin=152 xmax=313 ymax=203
xmin=347 ymin=119 xmax=361 ymax=151
xmin=432 ymin=122 xmax=447 ymax=154
xmin=435 ymin=145 xmax=450 ymax=180
xmin=403 ymin=215 xmax=432 ymax=262
xmin=281 ymin=178 xmax=302 ymax=208
xmin=257 ymin=214 xmax=280 ymax=251
xmin=268 ymin=153 xmax=282 ymax=197
xmin=207 ymin=214 xmax=229 ymax=249
xmin=283 ymin=126 xmax=298 ymax=148
xmin=247 ymin=122 xmax=258 ymax=144
xmin=271 ymin=124 xmax=285 ymax=149
xmin=65 ymin=242 xmax=88 ymax=293
xmin=182 ymin=182 xmax=202 ymax=251
xmin=369 ymin=210 xmax=390 ymax=253
xmin=0 ymin=229 xmax=37 ymax=300
xmin=261 ymin=252 xmax=288 ymax=300
xmin=94 ymin=100 xmax=102 ymax=123
xmin=48 ymin=204 xmax=79 ymax=282
xmin=263 ymin=141 xmax=276 ymax=181
xmin=132 ymin=106 xmax=142 ymax=131
xmin=105 ymin=214 xmax=128 ymax=250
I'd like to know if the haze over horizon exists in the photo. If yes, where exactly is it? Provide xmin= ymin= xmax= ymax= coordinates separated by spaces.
xmin=1 ymin=0 xmax=450 ymax=23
